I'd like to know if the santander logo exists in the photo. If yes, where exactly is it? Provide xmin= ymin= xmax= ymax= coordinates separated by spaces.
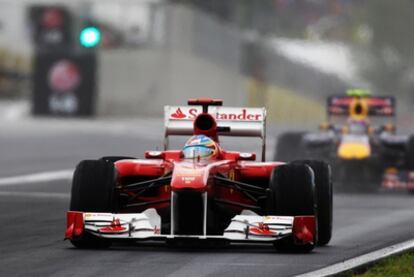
xmin=99 ymin=218 xmax=126 ymax=233
xmin=170 ymin=108 xmax=187 ymax=119
xmin=170 ymin=107 xmax=262 ymax=121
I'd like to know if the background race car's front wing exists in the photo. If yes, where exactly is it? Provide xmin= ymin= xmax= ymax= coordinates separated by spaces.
xmin=65 ymin=209 xmax=315 ymax=245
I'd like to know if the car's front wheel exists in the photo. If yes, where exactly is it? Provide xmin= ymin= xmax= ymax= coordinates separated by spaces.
xmin=69 ymin=159 xmax=117 ymax=248
xmin=293 ymin=160 xmax=332 ymax=246
xmin=267 ymin=163 xmax=316 ymax=252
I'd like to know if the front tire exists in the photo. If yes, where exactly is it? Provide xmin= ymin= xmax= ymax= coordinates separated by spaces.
xmin=69 ymin=160 xmax=117 ymax=248
xmin=293 ymin=160 xmax=332 ymax=246
xmin=267 ymin=163 xmax=316 ymax=252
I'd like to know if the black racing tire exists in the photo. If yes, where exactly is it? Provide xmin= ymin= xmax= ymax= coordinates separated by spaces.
xmin=100 ymin=156 xmax=136 ymax=163
xmin=267 ymin=163 xmax=316 ymax=252
xmin=274 ymin=132 xmax=306 ymax=162
xmin=293 ymin=160 xmax=332 ymax=246
xmin=407 ymin=137 xmax=414 ymax=195
xmin=69 ymin=160 xmax=117 ymax=248
xmin=407 ymin=136 xmax=414 ymax=169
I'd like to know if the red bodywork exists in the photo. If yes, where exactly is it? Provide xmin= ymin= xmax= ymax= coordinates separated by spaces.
xmin=65 ymin=98 xmax=316 ymax=246
xmin=113 ymin=98 xmax=283 ymax=216
xmin=114 ymin=151 xmax=283 ymax=214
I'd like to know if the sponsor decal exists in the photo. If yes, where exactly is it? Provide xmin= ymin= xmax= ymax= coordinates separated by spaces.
xmin=377 ymin=107 xmax=393 ymax=115
xmin=263 ymin=216 xmax=292 ymax=223
xmin=47 ymin=59 xmax=81 ymax=114
xmin=176 ymin=172 xmax=203 ymax=177
xmin=48 ymin=60 xmax=81 ymax=92
xmin=170 ymin=108 xmax=262 ymax=121
xmin=41 ymin=8 xmax=64 ymax=29
xmin=332 ymin=97 xmax=352 ymax=105
xmin=39 ymin=8 xmax=65 ymax=45
xmin=99 ymin=218 xmax=127 ymax=233
xmin=170 ymin=108 xmax=186 ymax=119
xmin=181 ymin=176 xmax=195 ymax=184
xmin=216 ymin=109 xmax=262 ymax=121
xmin=228 ymin=169 xmax=235 ymax=181
xmin=329 ymin=106 xmax=346 ymax=114
xmin=84 ymin=213 xmax=93 ymax=219
xmin=249 ymin=223 xmax=277 ymax=236
xmin=367 ymin=98 xmax=391 ymax=106
xmin=84 ymin=213 xmax=112 ymax=219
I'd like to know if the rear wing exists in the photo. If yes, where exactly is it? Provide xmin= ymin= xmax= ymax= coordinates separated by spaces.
xmin=164 ymin=106 xmax=267 ymax=161
xmin=327 ymin=96 xmax=395 ymax=117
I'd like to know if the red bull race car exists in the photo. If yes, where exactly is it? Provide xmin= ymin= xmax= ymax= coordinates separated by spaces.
xmin=275 ymin=90 xmax=414 ymax=192
xmin=65 ymin=98 xmax=333 ymax=252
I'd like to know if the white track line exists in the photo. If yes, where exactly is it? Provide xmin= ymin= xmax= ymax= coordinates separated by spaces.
xmin=0 ymin=191 xmax=70 ymax=199
xmin=296 ymin=238 xmax=414 ymax=277
xmin=0 ymin=170 xmax=73 ymax=187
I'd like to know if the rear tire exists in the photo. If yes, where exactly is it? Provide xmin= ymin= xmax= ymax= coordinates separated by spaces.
xmin=407 ymin=136 xmax=414 ymax=195
xmin=293 ymin=160 xmax=332 ymax=246
xmin=267 ymin=163 xmax=316 ymax=252
xmin=274 ymin=132 xmax=306 ymax=162
xmin=407 ymin=136 xmax=414 ymax=169
xmin=69 ymin=160 xmax=117 ymax=248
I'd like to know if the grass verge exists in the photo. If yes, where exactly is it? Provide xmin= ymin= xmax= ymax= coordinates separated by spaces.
xmin=351 ymin=252 xmax=414 ymax=277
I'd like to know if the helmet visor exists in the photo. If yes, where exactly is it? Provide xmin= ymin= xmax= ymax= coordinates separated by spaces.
xmin=183 ymin=146 xmax=214 ymax=159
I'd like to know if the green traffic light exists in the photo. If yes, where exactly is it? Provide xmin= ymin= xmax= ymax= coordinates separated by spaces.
xmin=79 ymin=26 xmax=101 ymax=48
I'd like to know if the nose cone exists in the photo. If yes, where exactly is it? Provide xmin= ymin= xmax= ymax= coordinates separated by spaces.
xmin=338 ymin=143 xmax=371 ymax=160
xmin=170 ymin=162 xmax=208 ymax=191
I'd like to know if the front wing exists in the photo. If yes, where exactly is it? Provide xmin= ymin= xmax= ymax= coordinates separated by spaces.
xmin=65 ymin=209 xmax=315 ymax=244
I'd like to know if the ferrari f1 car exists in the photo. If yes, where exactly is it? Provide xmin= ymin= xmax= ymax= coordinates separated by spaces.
xmin=275 ymin=90 xmax=414 ymax=192
xmin=65 ymin=98 xmax=333 ymax=252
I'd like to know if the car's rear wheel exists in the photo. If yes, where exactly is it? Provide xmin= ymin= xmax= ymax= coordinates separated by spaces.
xmin=293 ymin=160 xmax=332 ymax=246
xmin=407 ymin=136 xmax=414 ymax=194
xmin=69 ymin=160 xmax=117 ymax=248
xmin=267 ymin=163 xmax=316 ymax=252
xmin=407 ymin=136 xmax=414 ymax=169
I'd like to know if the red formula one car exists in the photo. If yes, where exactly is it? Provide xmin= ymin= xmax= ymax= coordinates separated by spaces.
xmin=65 ymin=99 xmax=333 ymax=252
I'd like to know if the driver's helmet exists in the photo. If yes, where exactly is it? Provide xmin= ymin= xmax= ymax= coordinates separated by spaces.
xmin=182 ymin=135 xmax=219 ymax=159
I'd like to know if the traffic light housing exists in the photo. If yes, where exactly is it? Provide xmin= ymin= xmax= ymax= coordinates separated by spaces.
xmin=29 ymin=5 xmax=72 ymax=50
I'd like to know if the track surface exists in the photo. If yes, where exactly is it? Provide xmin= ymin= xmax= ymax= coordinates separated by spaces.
xmin=1 ymin=118 xmax=414 ymax=277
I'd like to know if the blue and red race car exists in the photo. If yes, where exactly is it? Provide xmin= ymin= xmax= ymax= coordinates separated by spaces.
xmin=275 ymin=90 xmax=414 ymax=192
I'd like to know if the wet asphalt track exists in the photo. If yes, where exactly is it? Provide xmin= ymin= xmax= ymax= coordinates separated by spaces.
xmin=1 ymin=118 xmax=414 ymax=277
